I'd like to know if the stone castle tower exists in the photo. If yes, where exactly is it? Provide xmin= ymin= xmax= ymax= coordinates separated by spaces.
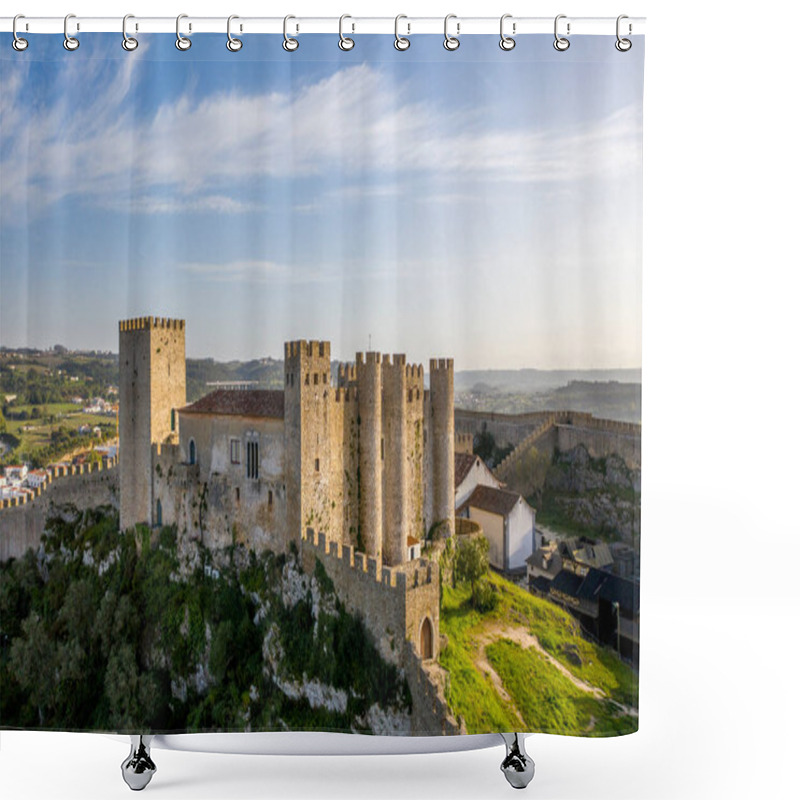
xmin=284 ymin=341 xmax=453 ymax=566
xmin=118 ymin=317 xmax=186 ymax=531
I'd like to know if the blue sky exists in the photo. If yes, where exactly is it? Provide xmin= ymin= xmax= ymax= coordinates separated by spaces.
xmin=0 ymin=34 xmax=643 ymax=369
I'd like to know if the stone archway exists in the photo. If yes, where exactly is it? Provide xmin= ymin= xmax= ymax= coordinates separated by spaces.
xmin=420 ymin=616 xmax=434 ymax=660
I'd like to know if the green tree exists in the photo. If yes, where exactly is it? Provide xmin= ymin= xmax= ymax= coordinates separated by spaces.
xmin=453 ymin=535 xmax=490 ymax=606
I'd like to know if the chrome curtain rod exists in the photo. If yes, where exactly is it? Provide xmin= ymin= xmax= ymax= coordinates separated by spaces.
xmin=0 ymin=16 xmax=645 ymax=36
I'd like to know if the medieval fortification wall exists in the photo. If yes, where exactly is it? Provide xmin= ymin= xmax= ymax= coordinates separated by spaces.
xmin=0 ymin=462 xmax=119 ymax=562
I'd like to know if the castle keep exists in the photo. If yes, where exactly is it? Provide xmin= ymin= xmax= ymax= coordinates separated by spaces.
xmin=118 ymin=317 xmax=455 ymax=669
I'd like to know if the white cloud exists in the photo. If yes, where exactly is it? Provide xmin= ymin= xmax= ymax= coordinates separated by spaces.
xmin=1 ymin=60 xmax=641 ymax=221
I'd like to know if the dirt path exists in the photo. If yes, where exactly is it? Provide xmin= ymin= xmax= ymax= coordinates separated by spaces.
xmin=476 ymin=623 xmax=606 ymax=698
xmin=474 ymin=622 xmax=639 ymax=719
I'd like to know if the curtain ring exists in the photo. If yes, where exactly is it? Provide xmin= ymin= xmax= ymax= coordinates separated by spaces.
xmin=176 ymin=14 xmax=191 ymax=51
xmin=283 ymin=15 xmax=299 ymax=51
xmin=63 ymin=13 xmax=79 ymax=51
xmin=339 ymin=14 xmax=354 ymax=50
xmin=12 ymin=15 xmax=28 ymax=51
xmin=443 ymin=14 xmax=459 ymax=51
xmin=122 ymin=15 xmax=138 ymax=51
xmin=499 ymin=14 xmax=515 ymax=51
xmin=394 ymin=14 xmax=410 ymax=51
xmin=615 ymin=14 xmax=632 ymax=51
xmin=227 ymin=15 xmax=242 ymax=51
xmin=554 ymin=15 xmax=570 ymax=51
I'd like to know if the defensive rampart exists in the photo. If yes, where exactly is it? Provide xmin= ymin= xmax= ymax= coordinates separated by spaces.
xmin=0 ymin=461 xmax=119 ymax=561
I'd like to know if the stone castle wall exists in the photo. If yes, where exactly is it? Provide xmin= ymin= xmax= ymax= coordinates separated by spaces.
xmin=152 ymin=442 xmax=289 ymax=554
xmin=462 ymin=409 xmax=642 ymax=476
xmin=0 ymin=463 xmax=119 ymax=562
xmin=299 ymin=528 xmax=439 ymax=668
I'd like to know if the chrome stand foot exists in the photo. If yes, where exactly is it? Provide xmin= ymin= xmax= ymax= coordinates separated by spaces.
xmin=500 ymin=733 xmax=535 ymax=789
xmin=121 ymin=735 xmax=156 ymax=791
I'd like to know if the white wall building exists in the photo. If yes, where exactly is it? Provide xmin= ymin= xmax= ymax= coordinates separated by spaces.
xmin=460 ymin=484 xmax=539 ymax=573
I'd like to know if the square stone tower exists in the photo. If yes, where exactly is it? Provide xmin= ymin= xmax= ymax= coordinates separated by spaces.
xmin=118 ymin=317 xmax=186 ymax=531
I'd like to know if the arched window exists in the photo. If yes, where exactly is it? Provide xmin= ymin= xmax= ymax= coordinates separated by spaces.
xmin=188 ymin=438 xmax=196 ymax=465
xmin=420 ymin=617 xmax=434 ymax=660
xmin=156 ymin=499 xmax=163 ymax=527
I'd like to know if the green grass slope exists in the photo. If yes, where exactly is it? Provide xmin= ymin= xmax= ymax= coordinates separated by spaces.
xmin=439 ymin=572 xmax=637 ymax=736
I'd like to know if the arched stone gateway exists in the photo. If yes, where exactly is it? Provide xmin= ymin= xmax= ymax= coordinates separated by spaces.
xmin=420 ymin=616 xmax=434 ymax=660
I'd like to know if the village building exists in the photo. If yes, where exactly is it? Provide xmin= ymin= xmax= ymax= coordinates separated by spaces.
xmin=458 ymin=484 xmax=538 ymax=573
xmin=454 ymin=451 xmax=502 ymax=509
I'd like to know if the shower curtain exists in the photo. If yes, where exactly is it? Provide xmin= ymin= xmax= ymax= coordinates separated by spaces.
xmin=0 ymin=28 xmax=643 ymax=738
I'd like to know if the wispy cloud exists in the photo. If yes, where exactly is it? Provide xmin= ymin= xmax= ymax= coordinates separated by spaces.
xmin=0 ymin=60 xmax=641 ymax=222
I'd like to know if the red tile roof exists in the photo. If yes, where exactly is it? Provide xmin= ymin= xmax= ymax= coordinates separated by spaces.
xmin=465 ymin=484 xmax=523 ymax=517
xmin=180 ymin=389 xmax=285 ymax=419
xmin=454 ymin=452 xmax=479 ymax=487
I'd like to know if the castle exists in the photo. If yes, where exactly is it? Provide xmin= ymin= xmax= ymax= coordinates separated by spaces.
xmin=118 ymin=316 xmax=456 ymax=671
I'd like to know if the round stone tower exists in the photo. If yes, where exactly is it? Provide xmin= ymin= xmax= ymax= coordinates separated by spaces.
xmin=381 ymin=354 xmax=408 ymax=566
xmin=429 ymin=358 xmax=455 ymax=538
xmin=357 ymin=352 xmax=383 ymax=561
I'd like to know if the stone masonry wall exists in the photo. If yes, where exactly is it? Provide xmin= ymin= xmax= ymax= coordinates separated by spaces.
xmin=299 ymin=528 xmax=439 ymax=668
xmin=0 ymin=465 xmax=119 ymax=562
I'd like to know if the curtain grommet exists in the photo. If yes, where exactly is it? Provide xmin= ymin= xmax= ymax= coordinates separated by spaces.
xmin=444 ymin=14 xmax=460 ymax=51
xmin=554 ymin=15 xmax=570 ymax=51
xmin=176 ymin=14 xmax=191 ymax=51
xmin=122 ymin=14 xmax=138 ymax=51
xmin=499 ymin=14 xmax=516 ymax=51
xmin=339 ymin=15 xmax=355 ymax=51
xmin=12 ymin=15 xmax=29 ymax=51
xmin=283 ymin=15 xmax=299 ymax=51
xmin=394 ymin=15 xmax=410 ymax=51
xmin=226 ymin=15 xmax=243 ymax=52
xmin=63 ymin=13 xmax=79 ymax=51
xmin=615 ymin=15 xmax=632 ymax=51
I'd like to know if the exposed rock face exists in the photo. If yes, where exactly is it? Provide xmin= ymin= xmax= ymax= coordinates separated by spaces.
xmin=543 ymin=445 xmax=641 ymax=543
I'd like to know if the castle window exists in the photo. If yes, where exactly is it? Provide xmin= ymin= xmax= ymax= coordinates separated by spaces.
xmin=314 ymin=458 xmax=320 ymax=472
xmin=235 ymin=487 xmax=240 ymax=505
xmin=156 ymin=499 xmax=162 ymax=527
xmin=323 ymin=373 xmax=328 ymax=384
xmin=268 ymin=489 xmax=273 ymax=506
xmin=170 ymin=409 xmax=176 ymax=431
xmin=230 ymin=438 xmax=241 ymax=464
xmin=381 ymin=438 xmax=385 ymax=461
xmin=246 ymin=441 xmax=259 ymax=480
xmin=314 ymin=373 xmax=319 ymax=385
xmin=188 ymin=439 xmax=197 ymax=465
xmin=305 ymin=373 xmax=310 ymax=385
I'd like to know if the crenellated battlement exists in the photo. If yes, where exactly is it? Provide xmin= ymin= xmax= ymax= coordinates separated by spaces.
xmin=333 ymin=386 xmax=359 ymax=403
xmin=301 ymin=527 xmax=434 ymax=593
xmin=355 ymin=351 xmax=382 ymax=366
xmin=429 ymin=358 xmax=454 ymax=372
xmin=119 ymin=316 xmax=185 ymax=332
xmin=337 ymin=363 xmax=358 ymax=386
xmin=285 ymin=340 xmax=331 ymax=360
xmin=0 ymin=455 xmax=118 ymax=511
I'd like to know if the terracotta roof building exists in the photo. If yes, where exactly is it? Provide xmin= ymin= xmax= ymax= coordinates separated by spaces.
xmin=180 ymin=389 xmax=285 ymax=419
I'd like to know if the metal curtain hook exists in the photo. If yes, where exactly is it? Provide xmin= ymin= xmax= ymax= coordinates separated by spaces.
xmin=499 ymin=14 xmax=515 ymax=51
xmin=122 ymin=14 xmax=138 ymax=51
xmin=444 ymin=14 xmax=459 ymax=51
xmin=12 ymin=14 xmax=28 ymax=51
xmin=283 ymin=15 xmax=299 ymax=51
xmin=339 ymin=14 xmax=354 ymax=50
xmin=176 ymin=14 xmax=191 ymax=50
xmin=227 ymin=15 xmax=242 ymax=51
xmin=554 ymin=15 xmax=570 ymax=51
xmin=394 ymin=14 xmax=410 ymax=51
xmin=63 ymin=13 xmax=79 ymax=51
xmin=616 ymin=14 xmax=632 ymax=51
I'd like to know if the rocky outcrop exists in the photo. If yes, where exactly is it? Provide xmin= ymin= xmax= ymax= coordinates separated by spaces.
xmin=543 ymin=445 xmax=640 ymax=543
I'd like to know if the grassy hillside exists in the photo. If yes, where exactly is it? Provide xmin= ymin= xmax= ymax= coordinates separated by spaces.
xmin=439 ymin=572 xmax=637 ymax=736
